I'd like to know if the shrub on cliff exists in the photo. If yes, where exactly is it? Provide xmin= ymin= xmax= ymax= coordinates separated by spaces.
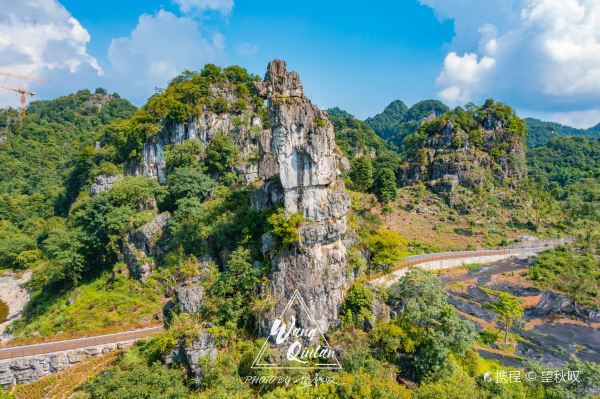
xmin=267 ymin=208 xmax=304 ymax=247
xmin=205 ymin=133 xmax=239 ymax=176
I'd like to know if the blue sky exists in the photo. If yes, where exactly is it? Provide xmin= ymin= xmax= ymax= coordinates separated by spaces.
xmin=59 ymin=0 xmax=454 ymax=118
xmin=2 ymin=0 xmax=600 ymax=127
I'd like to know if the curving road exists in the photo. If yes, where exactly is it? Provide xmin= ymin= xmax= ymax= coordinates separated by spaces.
xmin=369 ymin=242 xmax=566 ymax=286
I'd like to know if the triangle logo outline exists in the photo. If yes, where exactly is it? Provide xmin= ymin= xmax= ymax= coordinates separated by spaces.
xmin=251 ymin=289 xmax=341 ymax=369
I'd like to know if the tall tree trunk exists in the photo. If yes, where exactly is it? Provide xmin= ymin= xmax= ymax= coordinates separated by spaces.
xmin=504 ymin=324 xmax=509 ymax=344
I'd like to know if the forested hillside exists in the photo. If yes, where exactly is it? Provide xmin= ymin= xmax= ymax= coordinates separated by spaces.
xmin=365 ymin=99 xmax=448 ymax=150
xmin=0 ymin=90 xmax=135 ymax=271
xmin=525 ymin=117 xmax=600 ymax=148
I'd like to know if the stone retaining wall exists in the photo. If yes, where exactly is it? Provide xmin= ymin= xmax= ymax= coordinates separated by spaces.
xmin=0 ymin=340 xmax=133 ymax=388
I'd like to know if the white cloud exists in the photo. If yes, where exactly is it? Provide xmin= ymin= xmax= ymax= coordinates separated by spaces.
xmin=436 ymin=52 xmax=495 ymax=104
xmin=0 ymin=0 xmax=100 ymax=107
xmin=107 ymin=10 xmax=225 ymax=103
xmin=421 ymin=0 xmax=600 ymax=127
xmin=172 ymin=0 xmax=233 ymax=15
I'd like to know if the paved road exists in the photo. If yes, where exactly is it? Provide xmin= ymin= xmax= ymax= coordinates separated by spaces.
xmin=0 ymin=326 xmax=163 ymax=361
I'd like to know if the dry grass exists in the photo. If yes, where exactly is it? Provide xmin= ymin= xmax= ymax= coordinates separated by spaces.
xmin=12 ymin=350 xmax=121 ymax=399
xmin=378 ymin=187 xmax=538 ymax=251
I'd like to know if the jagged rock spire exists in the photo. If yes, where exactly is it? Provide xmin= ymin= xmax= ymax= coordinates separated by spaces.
xmin=254 ymin=60 xmax=350 ymax=333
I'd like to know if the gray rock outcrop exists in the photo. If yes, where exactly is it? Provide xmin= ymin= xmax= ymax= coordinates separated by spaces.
xmin=400 ymin=102 xmax=527 ymax=194
xmin=122 ymin=212 xmax=170 ymax=281
xmin=90 ymin=174 xmax=121 ymax=196
xmin=175 ymin=284 xmax=205 ymax=313
xmin=254 ymin=60 xmax=350 ymax=333
xmin=165 ymin=332 xmax=217 ymax=384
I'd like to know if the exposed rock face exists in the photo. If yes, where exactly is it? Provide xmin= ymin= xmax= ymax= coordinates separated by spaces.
xmin=175 ymin=284 xmax=205 ymax=313
xmin=253 ymin=60 xmax=350 ymax=333
xmin=165 ymin=333 xmax=217 ymax=384
xmin=400 ymin=106 xmax=527 ymax=193
xmin=126 ymin=86 xmax=263 ymax=184
xmin=90 ymin=174 xmax=121 ymax=196
xmin=122 ymin=212 xmax=170 ymax=281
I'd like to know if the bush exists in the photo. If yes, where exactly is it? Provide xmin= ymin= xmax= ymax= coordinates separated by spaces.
xmin=168 ymin=166 xmax=216 ymax=202
xmin=341 ymin=282 xmax=374 ymax=327
xmin=164 ymin=139 xmax=204 ymax=172
xmin=267 ymin=208 xmax=304 ymax=247
xmin=84 ymin=359 xmax=188 ymax=399
xmin=205 ymin=133 xmax=238 ymax=175
xmin=365 ymin=229 xmax=408 ymax=271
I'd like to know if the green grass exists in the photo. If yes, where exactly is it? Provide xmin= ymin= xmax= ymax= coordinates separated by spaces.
xmin=463 ymin=262 xmax=484 ymax=272
xmin=10 ymin=272 xmax=166 ymax=338
xmin=0 ymin=299 xmax=8 ymax=323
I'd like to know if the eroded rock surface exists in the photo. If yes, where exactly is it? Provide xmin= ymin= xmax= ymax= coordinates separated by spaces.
xmin=90 ymin=174 xmax=121 ymax=196
xmin=400 ymin=103 xmax=527 ymax=195
xmin=122 ymin=212 xmax=170 ymax=281
xmin=165 ymin=332 xmax=217 ymax=384
xmin=126 ymin=89 xmax=263 ymax=184
xmin=254 ymin=60 xmax=350 ymax=333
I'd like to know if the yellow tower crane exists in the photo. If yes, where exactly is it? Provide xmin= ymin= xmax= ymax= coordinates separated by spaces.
xmin=0 ymin=72 xmax=45 ymax=120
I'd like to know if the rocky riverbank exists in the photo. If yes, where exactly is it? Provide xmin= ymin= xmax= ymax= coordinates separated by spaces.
xmin=441 ymin=258 xmax=600 ymax=368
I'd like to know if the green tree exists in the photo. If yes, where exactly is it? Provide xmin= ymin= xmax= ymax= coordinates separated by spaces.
xmin=390 ymin=268 xmax=478 ymax=380
xmin=364 ymin=229 xmax=408 ymax=272
xmin=204 ymin=246 xmax=261 ymax=327
xmin=0 ymin=220 xmax=36 ymax=269
xmin=374 ymin=168 xmax=397 ymax=203
xmin=484 ymin=292 xmax=524 ymax=344
xmin=349 ymin=157 xmax=374 ymax=192
xmin=164 ymin=139 xmax=204 ymax=172
xmin=205 ymin=133 xmax=238 ymax=175
xmin=42 ymin=225 xmax=86 ymax=286
xmin=167 ymin=166 xmax=216 ymax=201
xmin=341 ymin=282 xmax=373 ymax=327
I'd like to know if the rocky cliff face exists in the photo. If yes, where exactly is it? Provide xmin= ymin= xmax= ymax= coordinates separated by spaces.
xmin=122 ymin=211 xmax=171 ymax=281
xmin=253 ymin=60 xmax=350 ymax=333
xmin=401 ymin=102 xmax=527 ymax=197
xmin=126 ymin=85 xmax=263 ymax=184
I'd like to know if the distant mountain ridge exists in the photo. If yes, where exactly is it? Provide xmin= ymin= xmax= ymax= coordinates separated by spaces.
xmin=365 ymin=99 xmax=449 ymax=150
xmin=524 ymin=117 xmax=600 ymax=148
xmin=365 ymin=99 xmax=600 ymax=150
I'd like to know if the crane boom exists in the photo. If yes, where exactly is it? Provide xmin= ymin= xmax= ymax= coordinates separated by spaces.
xmin=0 ymin=71 xmax=45 ymax=83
